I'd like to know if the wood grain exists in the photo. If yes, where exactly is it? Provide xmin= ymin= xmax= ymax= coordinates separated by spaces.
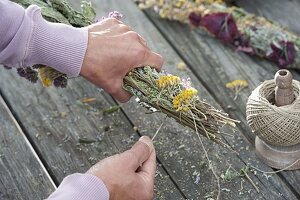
xmin=1 ymin=0 xmax=300 ymax=199
xmin=236 ymin=0 xmax=300 ymax=34
xmin=0 ymin=95 xmax=55 ymax=200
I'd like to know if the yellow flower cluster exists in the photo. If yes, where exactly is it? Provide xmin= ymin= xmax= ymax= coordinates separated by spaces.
xmin=140 ymin=0 xmax=224 ymax=18
xmin=226 ymin=79 xmax=248 ymax=100
xmin=39 ymin=67 xmax=53 ymax=87
xmin=175 ymin=0 xmax=186 ymax=7
xmin=226 ymin=79 xmax=248 ymax=91
xmin=173 ymin=88 xmax=198 ymax=112
xmin=41 ymin=77 xmax=53 ymax=87
xmin=156 ymin=75 xmax=181 ymax=88
xmin=195 ymin=0 xmax=224 ymax=4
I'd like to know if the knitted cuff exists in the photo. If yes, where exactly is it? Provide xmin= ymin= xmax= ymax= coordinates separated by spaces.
xmin=26 ymin=6 xmax=88 ymax=77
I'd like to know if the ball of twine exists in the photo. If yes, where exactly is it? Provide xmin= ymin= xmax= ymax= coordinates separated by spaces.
xmin=246 ymin=79 xmax=300 ymax=146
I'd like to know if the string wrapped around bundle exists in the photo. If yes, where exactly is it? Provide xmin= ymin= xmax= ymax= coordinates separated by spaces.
xmin=246 ymin=80 xmax=300 ymax=146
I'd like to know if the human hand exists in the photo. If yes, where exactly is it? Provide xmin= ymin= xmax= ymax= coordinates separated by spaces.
xmin=87 ymin=136 xmax=156 ymax=200
xmin=80 ymin=18 xmax=163 ymax=102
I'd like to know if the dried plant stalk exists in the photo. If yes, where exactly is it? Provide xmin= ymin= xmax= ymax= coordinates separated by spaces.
xmin=135 ymin=0 xmax=300 ymax=68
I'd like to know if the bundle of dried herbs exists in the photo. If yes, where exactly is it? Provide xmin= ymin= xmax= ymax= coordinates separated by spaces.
xmin=124 ymin=66 xmax=238 ymax=146
xmin=11 ymin=0 xmax=238 ymax=145
xmin=134 ymin=0 xmax=300 ymax=68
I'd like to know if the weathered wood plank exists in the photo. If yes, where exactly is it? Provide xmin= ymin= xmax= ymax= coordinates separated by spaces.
xmin=0 ymin=68 xmax=184 ymax=199
xmin=0 ymin=94 xmax=55 ymax=200
xmin=80 ymin=0 xmax=299 ymax=199
xmin=1 ymin=0 xmax=298 ymax=199
xmin=142 ymin=4 xmax=300 ymax=200
xmin=235 ymin=0 xmax=300 ymax=34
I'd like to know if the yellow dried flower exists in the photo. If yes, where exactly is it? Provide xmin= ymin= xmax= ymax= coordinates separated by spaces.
xmin=175 ymin=0 xmax=186 ymax=8
xmin=226 ymin=79 xmax=248 ymax=89
xmin=206 ymin=0 xmax=224 ymax=4
xmin=158 ymin=0 xmax=164 ymax=6
xmin=42 ymin=77 xmax=53 ymax=87
xmin=173 ymin=88 xmax=198 ymax=112
xmin=38 ymin=66 xmax=67 ymax=88
xmin=226 ymin=79 xmax=248 ymax=100
xmin=177 ymin=61 xmax=187 ymax=70
xmin=156 ymin=75 xmax=181 ymax=88
xmin=159 ymin=8 xmax=169 ymax=18
xmin=39 ymin=66 xmax=54 ymax=87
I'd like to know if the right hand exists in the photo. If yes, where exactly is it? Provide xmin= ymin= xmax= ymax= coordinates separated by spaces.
xmin=80 ymin=18 xmax=163 ymax=102
xmin=87 ymin=136 xmax=156 ymax=200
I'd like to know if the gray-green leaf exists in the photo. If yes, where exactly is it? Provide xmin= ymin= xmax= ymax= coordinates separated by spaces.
xmin=81 ymin=1 xmax=96 ymax=21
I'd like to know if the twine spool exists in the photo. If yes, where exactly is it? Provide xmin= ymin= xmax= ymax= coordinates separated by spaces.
xmin=246 ymin=80 xmax=300 ymax=146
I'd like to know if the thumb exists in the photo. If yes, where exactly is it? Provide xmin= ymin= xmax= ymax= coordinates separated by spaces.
xmin=125 ymin=136 xmax=154 ymax=170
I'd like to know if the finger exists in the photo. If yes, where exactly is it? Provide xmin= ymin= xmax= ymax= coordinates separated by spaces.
xmin=112 ymin=88 xmax=132 ymax=103
xmin=138 ymin=34 xmax=148 ymax=48
xmin=136 ymin=51 xmax=164 ymax=72
xmin=126 ymin=136 xmax=154 ymax=170
xmin=100 ymin=17 xmax=123 ymax=25
xmin=89 ymin=18 xmax=123 ymax=32
xmin=138 ymin=147 xmax=156 ymax=177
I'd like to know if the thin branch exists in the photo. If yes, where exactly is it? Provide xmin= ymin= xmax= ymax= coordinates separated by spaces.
xmin=152 ymin=116 xmax=168 ymax=142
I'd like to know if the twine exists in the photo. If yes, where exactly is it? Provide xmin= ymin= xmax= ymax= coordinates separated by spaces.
xmin=246 ymin=80 xmax=300 ymax=146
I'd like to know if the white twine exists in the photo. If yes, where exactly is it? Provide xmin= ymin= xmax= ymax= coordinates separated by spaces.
xmin=246 ymin=80 xmax=300 ymax=146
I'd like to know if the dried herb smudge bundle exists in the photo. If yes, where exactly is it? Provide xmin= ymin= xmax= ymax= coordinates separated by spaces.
xmin=134 ymin=0 xmax=300 ymax=68
xmin=124 ymin=66 xmax=238 ymax=146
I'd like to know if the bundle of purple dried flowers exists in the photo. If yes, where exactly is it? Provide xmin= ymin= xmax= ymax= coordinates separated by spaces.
xmin=135 ymin=0 xmax=300 ymax=68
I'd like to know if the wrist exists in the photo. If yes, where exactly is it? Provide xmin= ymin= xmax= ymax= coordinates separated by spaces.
xmin=26 ymin=6 xmax=88 ymax=77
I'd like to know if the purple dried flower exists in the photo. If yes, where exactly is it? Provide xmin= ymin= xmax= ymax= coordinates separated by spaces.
xmin=189 ymin=12 xmax=202 ymax=27
xmin=108 ymin=11 xmax=123 ymax=20
xmin=17 ymin=67 xmax=38 ymax=83
xmin=266 ymin=41 xmax=296 ymax=67
xmin=94 ymin=11 xmax=123 ymax=23
xmin=32 ymin=64 xmax=43 ymax=69
xmin=234 ymin=35 xmax=254 ymax=54
xmin=3 ymin=65 xmax=12 ymax=70
xmin=200 ymin=12 xmax=238 ymax=43
xmin=53 ymin=76 xmax=68 ymax=88
xmin=181 ymin=77 xmax=192 ymax=89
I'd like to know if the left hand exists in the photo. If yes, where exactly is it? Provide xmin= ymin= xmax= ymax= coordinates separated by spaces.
xmin=86 ymin=136 xmax=156 ymax=200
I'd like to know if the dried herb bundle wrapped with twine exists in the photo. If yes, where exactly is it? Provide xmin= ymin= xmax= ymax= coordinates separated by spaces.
xmin=11 ymin=0 xmax=238 ymax=145
xmin=134 ymin=0 xmax=300 ymax=69
xmin=124 ymin=66 xmax=238 ymax=146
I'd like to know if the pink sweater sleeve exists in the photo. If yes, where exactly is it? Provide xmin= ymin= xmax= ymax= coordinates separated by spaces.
xmin=0 ymin=1 xmax=108 ymax=198
xmin=47 ymin=173 xmax=110 ymax=200
xmin=0 ymin=0 xmax=88 ymax=77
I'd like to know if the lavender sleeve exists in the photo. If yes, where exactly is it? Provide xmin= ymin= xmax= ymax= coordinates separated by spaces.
xmin=47 ymin=173 xmax=109 ymax=200
xmin=0 ymin=0 xmax=88 ymax=77
xmin=1 ymin=1 xmax=109 ymax=199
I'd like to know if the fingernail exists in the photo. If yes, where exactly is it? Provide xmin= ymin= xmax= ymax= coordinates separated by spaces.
xmin=139 ymin=136 xmax=154 ymax=152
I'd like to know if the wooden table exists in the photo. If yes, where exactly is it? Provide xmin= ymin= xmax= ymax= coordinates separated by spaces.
xmin=1 ymin=0 xmax=300 ymax=199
